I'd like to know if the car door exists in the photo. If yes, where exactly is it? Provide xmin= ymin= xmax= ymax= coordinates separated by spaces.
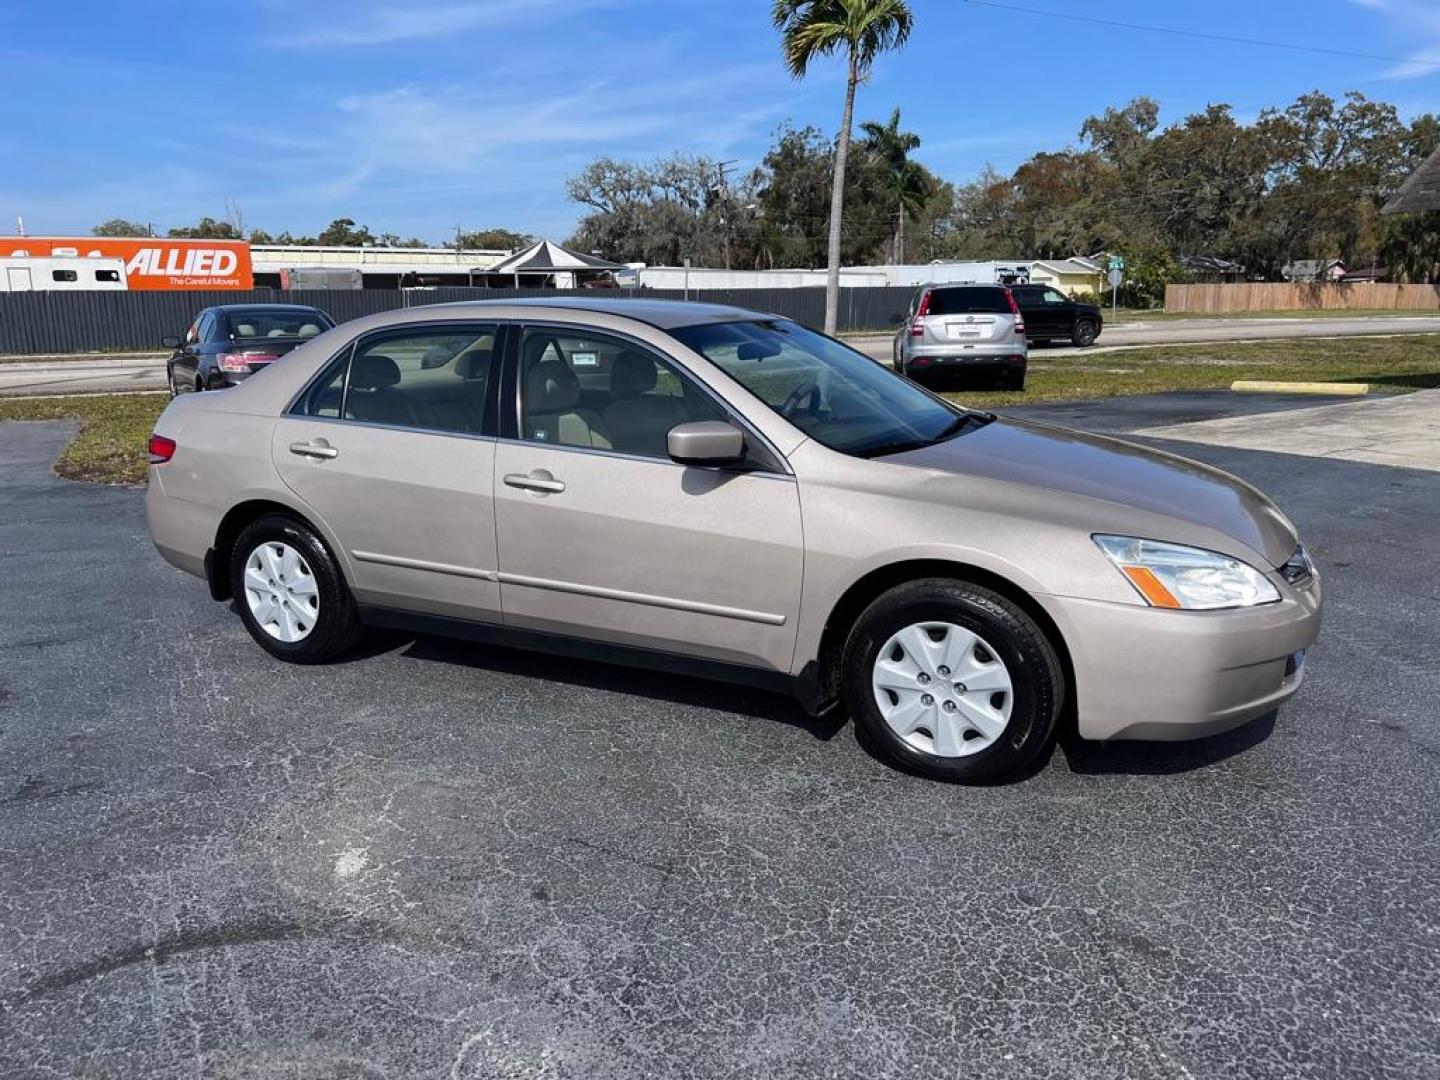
xmin=1036 ymin=287 xmax=1074 ymax=338
xmin=493 ymin=324 xmax=804 ymax=674
xmin=174 ymin=312 xmax=206 ymax=386
xmin=271 ymin=322 xmax=505 ymax=622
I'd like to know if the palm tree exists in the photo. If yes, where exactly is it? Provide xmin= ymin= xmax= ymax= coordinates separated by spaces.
xmin=861 ymin=107 xmax=931 ymax=265
xmin=774 ymin=0 xmax=915 ymax=333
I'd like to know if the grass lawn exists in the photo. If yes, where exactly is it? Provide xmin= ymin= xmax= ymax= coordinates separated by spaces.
xmin=942 ymin=333 xmax=1440 ymax=408
xmin=2 ymin=334 xmax=1437 ymax=485
xmin=0 ymin=393 xmax=167 ymax=484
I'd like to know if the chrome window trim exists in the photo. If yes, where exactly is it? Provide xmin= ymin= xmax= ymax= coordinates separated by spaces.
xmin=281 ymin=412 xmax=501 ymax=446
xmin=511 ymin=319 xmax=793 ymax=477
xmin=284 ymin=319 xmax=502 ymax=436
xmin=491 ymin=433 xmax=794 ymax=481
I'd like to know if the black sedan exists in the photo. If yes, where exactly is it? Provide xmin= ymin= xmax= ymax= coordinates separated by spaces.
xmin=163 ymin=304 xmax=335 ymax=394
xmin=1009 ymin=284 xmax=1103 ymax=347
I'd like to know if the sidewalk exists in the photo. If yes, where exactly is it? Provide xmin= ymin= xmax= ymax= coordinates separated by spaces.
xmin=1134 ymin=388 xmax=1440 ymax=472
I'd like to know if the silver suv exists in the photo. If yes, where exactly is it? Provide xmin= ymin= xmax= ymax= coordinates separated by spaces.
xmin=146 ymin=298 xmax=1319 ymax=784
xmin=893 ymin=283 xmax=1028 ymax=390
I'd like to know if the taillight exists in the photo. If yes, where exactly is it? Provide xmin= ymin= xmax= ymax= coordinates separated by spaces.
xmin=148 ymin=433 xmax=176 ymax=464
xmin=1004 ymin=288 xmax=1025 ymax=335
xmin=910 ymin=291 xmax=931 ymax=337
xmin=217 ymin=352 xmax=279 ymax=372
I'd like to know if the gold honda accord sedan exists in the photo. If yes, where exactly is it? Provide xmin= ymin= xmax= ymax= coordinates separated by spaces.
xmin=146 ymin=299 xmax=1321 ymax=782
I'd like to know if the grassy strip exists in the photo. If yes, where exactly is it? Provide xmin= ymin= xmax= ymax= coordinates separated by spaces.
xmin=0 ymin=393 xmax=167 ymax=484
xmin=943 ymin=333 xmax=1440 ymax=407
xmin=1107 ymin=307 xmax=1439 ymax=322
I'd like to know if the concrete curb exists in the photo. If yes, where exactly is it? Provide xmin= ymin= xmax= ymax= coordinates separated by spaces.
xmin=1231 ymin=380 xmax=1369 ymax=395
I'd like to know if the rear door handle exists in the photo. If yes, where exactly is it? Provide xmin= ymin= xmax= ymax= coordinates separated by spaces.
xmin=503 ymin=471 xmax=565 ymax=494
xmin=289 ymin=441 xmax=338 ymax=460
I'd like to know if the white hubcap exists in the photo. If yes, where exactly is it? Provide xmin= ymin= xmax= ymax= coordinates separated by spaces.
xmin=871 ymin=621 xmax=1014 ymax=758
xmin=243 ymin=541 xmax=320 ymax=643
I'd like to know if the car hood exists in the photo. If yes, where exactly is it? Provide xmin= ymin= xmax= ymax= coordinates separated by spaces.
xmin=889 ymin=417 xmax=1297 ymax=566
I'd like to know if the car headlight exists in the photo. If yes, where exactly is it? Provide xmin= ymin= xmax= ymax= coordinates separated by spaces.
xmin=1094 ymin=535 xmax=1281 ymax=610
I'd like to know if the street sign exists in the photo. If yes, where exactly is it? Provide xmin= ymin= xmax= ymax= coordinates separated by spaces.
xmin=1108 ymin=255 xmax=1125 ymax=272
xmin=1107 ymin=267 xmax=1124 ymax=287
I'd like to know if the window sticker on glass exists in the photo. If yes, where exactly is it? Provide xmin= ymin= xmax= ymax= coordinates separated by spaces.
xmin=570 ymin=351 xmax=599 ymax=368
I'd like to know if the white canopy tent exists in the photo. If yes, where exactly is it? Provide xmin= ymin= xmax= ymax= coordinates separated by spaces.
xmin=476 ymin=240 xmax=623 ymax=289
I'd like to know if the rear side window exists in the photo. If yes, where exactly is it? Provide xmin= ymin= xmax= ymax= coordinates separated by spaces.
xmin=926 ymin=287 xmax=1010 ymax=315
xmin=51 ymin=269 xmax=78 ymax=283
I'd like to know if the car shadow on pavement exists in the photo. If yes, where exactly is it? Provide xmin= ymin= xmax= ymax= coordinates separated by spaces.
xmin=1057 ymin=711 xmax=1277 ymax=776
xmin=389 ymin=631 xmax=849 ymax=741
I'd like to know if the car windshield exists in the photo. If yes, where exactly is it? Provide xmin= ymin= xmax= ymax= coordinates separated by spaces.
xmin=223 ymin=309 xmax=332 ymax=340
xmin=669 ymin=319 xmax=989 ymax=458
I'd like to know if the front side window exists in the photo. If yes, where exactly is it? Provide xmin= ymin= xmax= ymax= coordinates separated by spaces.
xmin=297 ymin=325 xmax=497 ymax=433
xmin=51 ymin=269 xmax=78 ymax=283
xmin=518 ymin=328 xmax=726 ymax=458
xmin=671 ymin=319 xmax=985 ymax=458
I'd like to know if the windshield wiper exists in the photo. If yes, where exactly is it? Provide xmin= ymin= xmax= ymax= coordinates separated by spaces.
xmin=855 ymin=412 xmax=994 ymax=459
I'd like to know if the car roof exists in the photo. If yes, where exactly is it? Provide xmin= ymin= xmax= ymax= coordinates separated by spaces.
xmin=211 ymin=304 xmax=329 ymax=315
xmin=424 ymin=296 xmax=766 ymax=330
xmin=923 ymin=281 xmax=1008 ymax=290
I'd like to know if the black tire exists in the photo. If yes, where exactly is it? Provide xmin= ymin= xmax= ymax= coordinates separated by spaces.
xmin=167 ymin=366 xmax=180 ymax=397
xmin=1002 ymin=370 xmax=1026 ymax=391
xmin=1071 ymin=320 xmax=1098 ymax=348
xmin=195 ymin=375 xmax=206 ymax=393
xmin=841 ymin=578 xmax=1064 ymax=783
xmin=230 ymin=514 xmax=362 ymax=664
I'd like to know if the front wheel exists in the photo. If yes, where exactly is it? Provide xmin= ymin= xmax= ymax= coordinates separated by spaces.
xmin=841 ymin=579 xmax=1064 ymax=783
xmin=1071 ymin=320 xmax=1098 ymax=348
xmin=230 ymin=514 xmax=362 ymax=663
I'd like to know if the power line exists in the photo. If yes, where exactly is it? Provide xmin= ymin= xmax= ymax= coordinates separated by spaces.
xmin=960 ymin=0 xmax=1440 ymax=71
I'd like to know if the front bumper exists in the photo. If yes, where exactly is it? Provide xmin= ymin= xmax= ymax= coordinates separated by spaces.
xmin=1041 ymin=576 xmax=1322 ymax=742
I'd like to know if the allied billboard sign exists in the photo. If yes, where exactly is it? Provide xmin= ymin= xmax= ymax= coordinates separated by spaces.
xmin=0 ymin=236 xmax=253 ymax=290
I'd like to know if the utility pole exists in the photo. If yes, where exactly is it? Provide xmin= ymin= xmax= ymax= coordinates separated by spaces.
xmin=717 ymin=159 xmax=739 ymax=271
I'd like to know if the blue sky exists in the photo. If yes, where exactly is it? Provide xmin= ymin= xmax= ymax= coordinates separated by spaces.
xmin=4 ymin=0 xmax=1440 ymax=244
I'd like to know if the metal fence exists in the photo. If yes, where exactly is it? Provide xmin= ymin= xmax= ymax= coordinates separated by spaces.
xmin=0 ymin=286 xmax=916 ymax=354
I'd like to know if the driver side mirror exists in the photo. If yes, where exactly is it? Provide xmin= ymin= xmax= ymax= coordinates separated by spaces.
xmin=161 ymin=335 xmax=182 ymax=349
xmin=667 ymin=421 xmax=745 ymax=467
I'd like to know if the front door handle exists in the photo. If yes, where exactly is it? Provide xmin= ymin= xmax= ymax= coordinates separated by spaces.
xmin=289 ymin=440 xmax=338 ymax=460
xmin=503 ymin=471 xmax=565 ymax=494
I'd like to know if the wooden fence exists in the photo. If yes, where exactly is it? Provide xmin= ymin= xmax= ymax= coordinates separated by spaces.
xmin=1165 ymin=282 xmax=1440 ymax=313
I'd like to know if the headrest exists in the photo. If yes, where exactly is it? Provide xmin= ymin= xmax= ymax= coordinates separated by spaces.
xmin=299 ymin=323 xmax=321 ymax=337
xmin=268 ymin=328 xmax=288 ymax=337
xmin=525 ymin=359 xmax=579 ymax=413
xmin=351 ymin=353 xmax=401 ymax=390
xmin=610 ymin=349 xmax=657 ymax=399
xmin=234 ymin=323 xmax=256 ymax=337
xmin=455 ymin=348 xmax=491 ymax=380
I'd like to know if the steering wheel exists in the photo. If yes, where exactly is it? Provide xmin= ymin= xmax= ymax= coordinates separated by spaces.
xmin=779 ymin=379 xmax=822 ymax=420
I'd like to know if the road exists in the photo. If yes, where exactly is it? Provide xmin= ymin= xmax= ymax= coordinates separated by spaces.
xmin=850 ymin=312 xmax=1440 ymax=362
xmin=4 ymin=314 xmax=1440 ymax=396
xmin=2 ymin=396 xmax=1437 ymax=1079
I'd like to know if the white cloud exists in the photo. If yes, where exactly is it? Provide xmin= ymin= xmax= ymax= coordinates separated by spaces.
xmin=1351 ymin=0 xmax=1440 ymax=78
xmin=277 ymin=0 xmax=623 ymax=48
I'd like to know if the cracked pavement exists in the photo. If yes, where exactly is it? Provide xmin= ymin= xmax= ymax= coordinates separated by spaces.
xmin=1 ymin=399 xmax=1437 ymax=1078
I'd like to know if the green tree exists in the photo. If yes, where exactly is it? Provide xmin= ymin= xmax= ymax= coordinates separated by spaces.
xmin=166 ymin=216 xmax=241 ymax=239
xmin=456 ymin=228 xmax=535 ymax=251
xmin=315 ymin=218 xmax=376 ymax=246
xmin=91 ymin=218 xmax=151 ymax=237
xmin=860 ymin=107 xmax=931 ymax=263
xmin=773 ymin=0 xmax=914 ymax=332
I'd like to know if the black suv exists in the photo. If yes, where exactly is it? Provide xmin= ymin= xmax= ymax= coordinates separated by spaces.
xmin=1009 ymin=285 xmax=1102 ymax=348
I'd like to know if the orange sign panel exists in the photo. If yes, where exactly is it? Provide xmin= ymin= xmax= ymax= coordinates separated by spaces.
xmin=0 ymin=236 xmax=254 ymax=290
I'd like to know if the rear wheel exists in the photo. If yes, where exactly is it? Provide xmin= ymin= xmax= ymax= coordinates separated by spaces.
xmin=1002 ymin=370 xmax=1026 ymax=391
xmin=230 ymin=514 xmax=361 ymax=664
xmin=841 ymin=578 xmax=1064 ymax=783
xmin=167 ymin=366 xmax=181 ymax=397
xmin=1072 ymin=320 xmax=1098 ymax=348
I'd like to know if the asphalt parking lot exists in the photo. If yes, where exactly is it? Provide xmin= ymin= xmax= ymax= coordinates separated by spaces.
xmin=2 ymin=395 xmax=1438 ymax=1079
